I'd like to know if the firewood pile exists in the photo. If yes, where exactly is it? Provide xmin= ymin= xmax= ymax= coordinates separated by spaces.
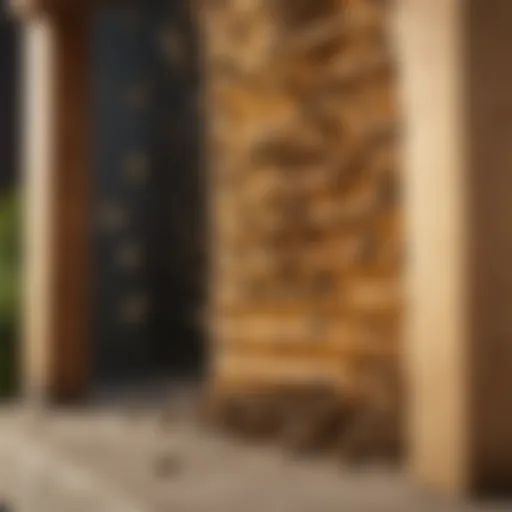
xmin=200 ymin=0 xmax=402 ymax=464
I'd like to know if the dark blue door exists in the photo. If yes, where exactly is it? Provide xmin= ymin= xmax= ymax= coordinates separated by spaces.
xmin=91 ymin=1 xmax=205 ymax=385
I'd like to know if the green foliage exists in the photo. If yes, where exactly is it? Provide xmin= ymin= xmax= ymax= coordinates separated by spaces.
xmin=0 ymin=191 xmax=19 ymax=397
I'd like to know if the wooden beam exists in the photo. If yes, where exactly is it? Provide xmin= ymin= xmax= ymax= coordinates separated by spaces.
xmin=22 ymin=11 xmax=91 ymax=402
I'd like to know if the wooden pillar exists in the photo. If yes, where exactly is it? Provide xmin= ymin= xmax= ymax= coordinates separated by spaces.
xmin=395 ymin=0 xmax=512 ymax=494
xmin=21 ymin=7 xmax=91 ymax=402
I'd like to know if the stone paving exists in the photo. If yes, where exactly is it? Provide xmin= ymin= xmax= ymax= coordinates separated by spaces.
xmin=0 ymin=403 xmax=511 ymax=512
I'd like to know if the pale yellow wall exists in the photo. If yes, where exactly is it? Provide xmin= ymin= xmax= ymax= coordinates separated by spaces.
xmin=395 ymin=0 xmax=512 ymax=493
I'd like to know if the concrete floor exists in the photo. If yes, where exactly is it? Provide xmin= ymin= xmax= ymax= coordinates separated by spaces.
xmin=0 ymin=402 xmax=510 ymax=512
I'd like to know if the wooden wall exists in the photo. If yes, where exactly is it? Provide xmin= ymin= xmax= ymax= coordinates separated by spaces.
xmin=204 ymin=0 xmax=401 ymax=455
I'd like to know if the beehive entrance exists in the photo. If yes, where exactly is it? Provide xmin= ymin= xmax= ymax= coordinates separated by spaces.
xmin=205 ymin=0 xmax=402 ymax=460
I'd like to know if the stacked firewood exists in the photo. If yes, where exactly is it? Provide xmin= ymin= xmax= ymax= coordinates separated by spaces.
xmin=201 ymin=0 xmax=402 ymax=464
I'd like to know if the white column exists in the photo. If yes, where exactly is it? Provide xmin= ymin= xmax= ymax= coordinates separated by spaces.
xmin=22 ymin=16 xmax=56 ymax=403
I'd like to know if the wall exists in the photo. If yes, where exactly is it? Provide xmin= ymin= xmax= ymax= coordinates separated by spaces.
xmin=205 ymin=0 xmax=401 ymax=454
xmin=396 ymin=0 xmax=512 ymax=493
xmin=467 ymin=0 xmax=512 ymax=491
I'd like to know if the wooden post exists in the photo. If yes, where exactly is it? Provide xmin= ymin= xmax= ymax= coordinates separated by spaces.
xmin=21 ymin=7 xmax=91 ymax=402
xmin=396 ymin=0 xmax=512 ymax=494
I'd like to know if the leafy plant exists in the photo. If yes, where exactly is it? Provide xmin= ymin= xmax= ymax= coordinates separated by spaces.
xmin=0 ymin=191 xmax=20 ymax=397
